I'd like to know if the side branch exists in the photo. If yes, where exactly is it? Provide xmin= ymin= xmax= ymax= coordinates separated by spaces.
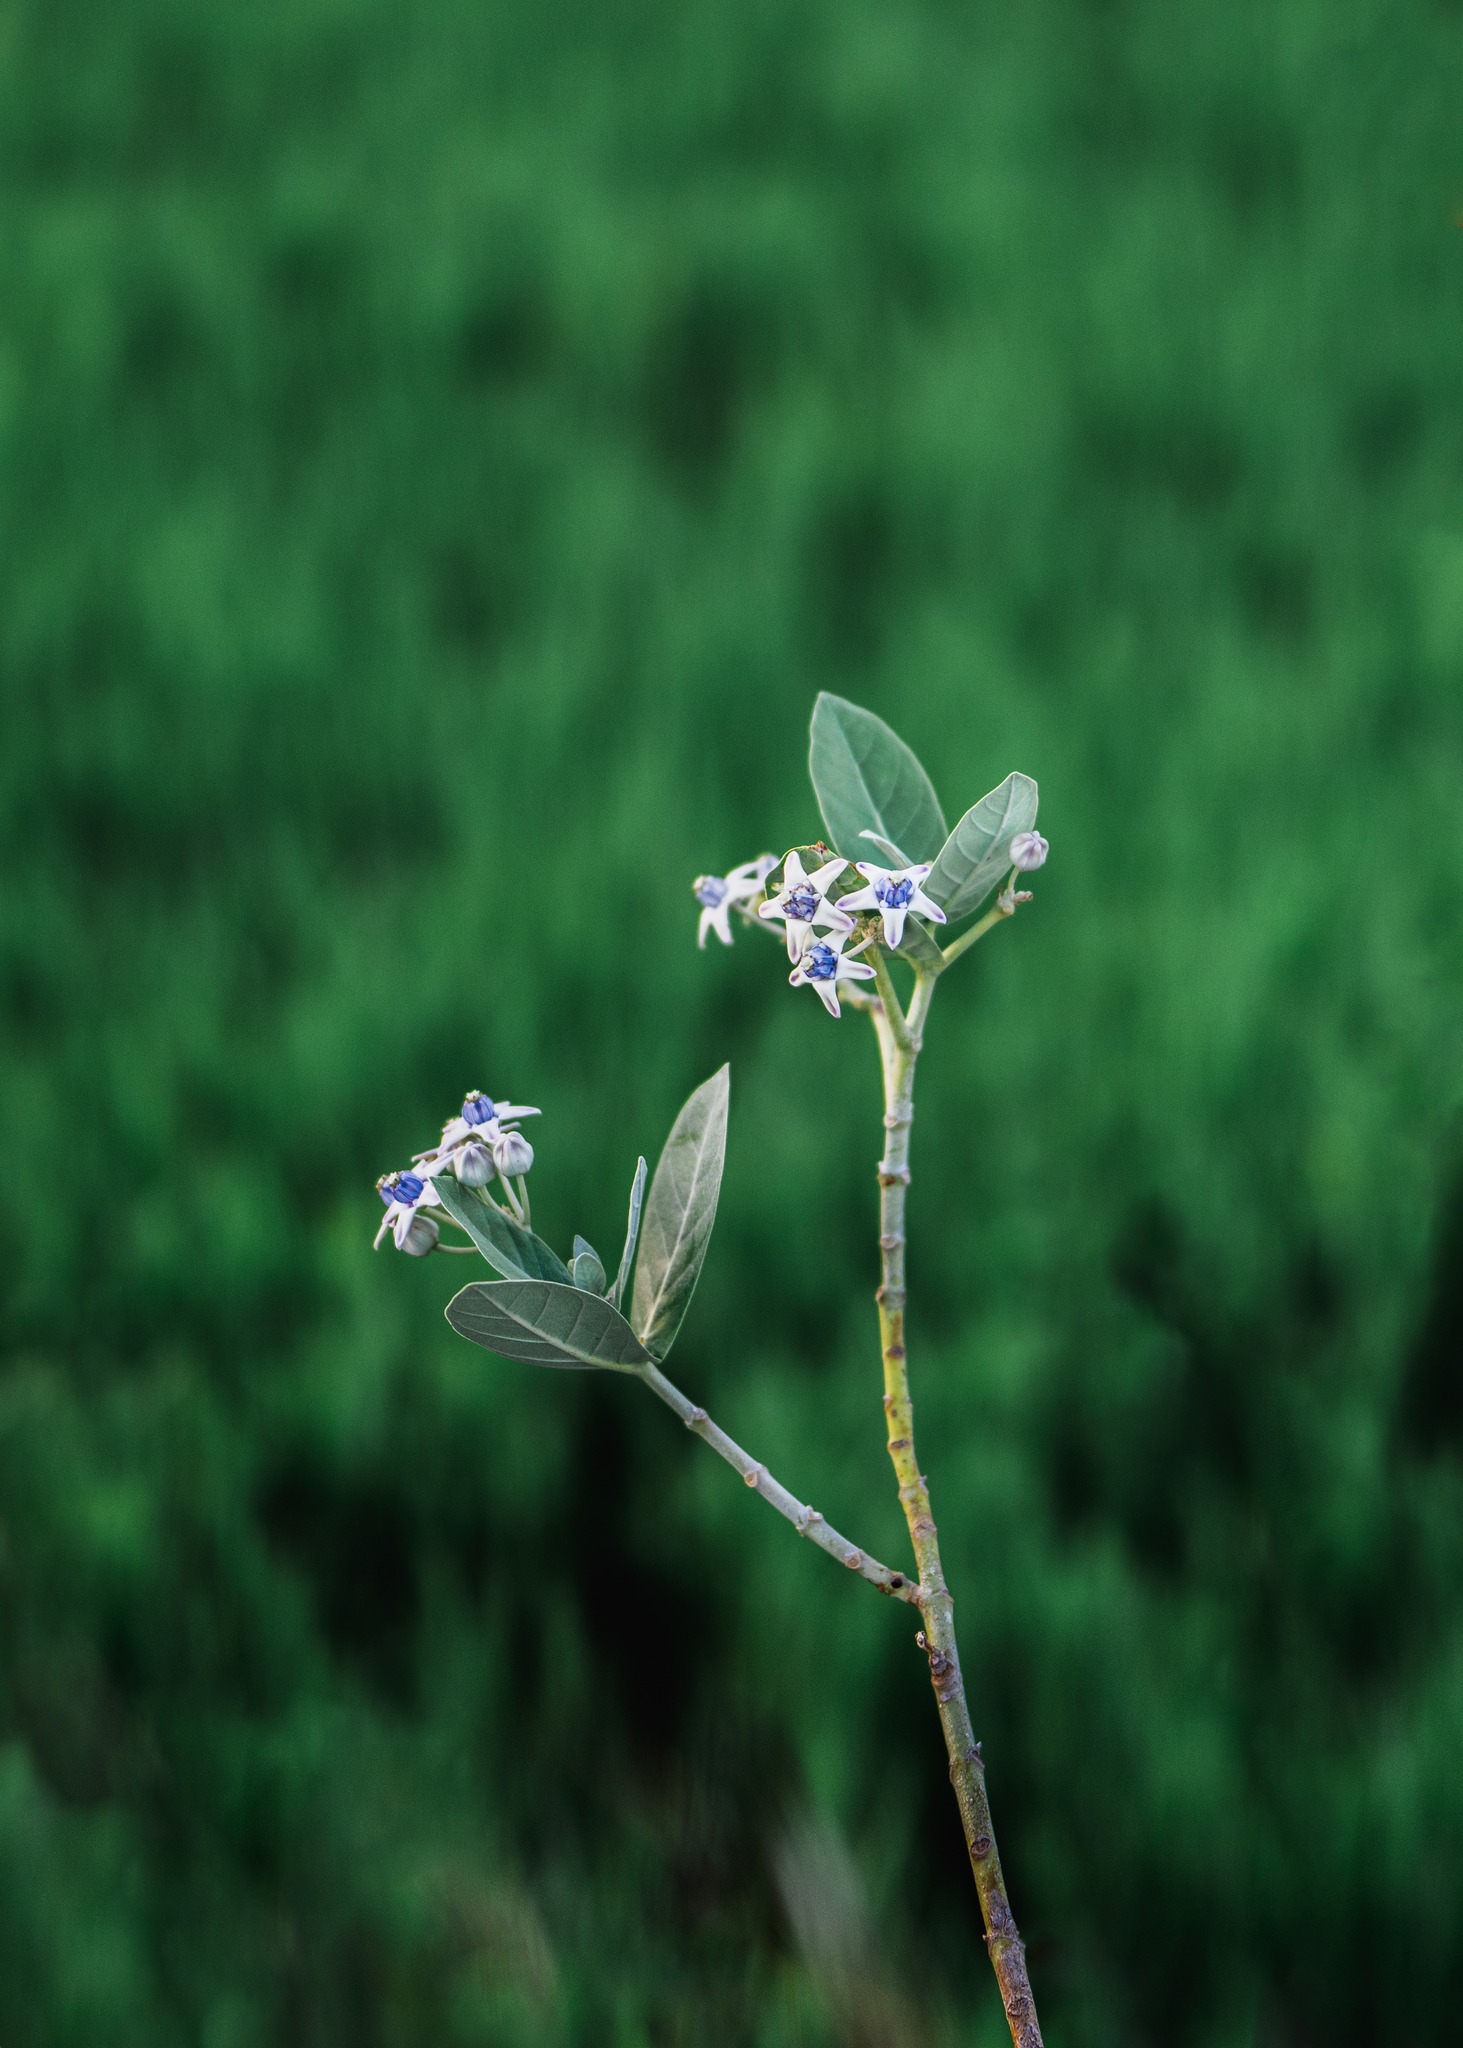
xmin=638 ymin=1361 xmax=921 ymax=1605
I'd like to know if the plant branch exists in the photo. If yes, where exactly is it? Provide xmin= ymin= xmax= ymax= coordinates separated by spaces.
xmin=637 ymin=1361 xmax=921 ymax=1606
xmin=939 ymin=876 xmax=1020 ymax=969
xmin=869 ymin=991 xmax=1044 ymax=2047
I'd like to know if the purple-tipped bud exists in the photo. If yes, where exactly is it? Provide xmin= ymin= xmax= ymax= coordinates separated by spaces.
xmin=401 ymin=1213 xmax=440 ymax=1257
xmin=493 ymin=1129 xmax=534 ymax=1177
xmin=454 ymin=1141 xmax=495 ymax=1187
xmin=462 ymin=1091 xmax=497 ymax=1127
xmin=1010 ymin=831 xmax=1048 ymax=872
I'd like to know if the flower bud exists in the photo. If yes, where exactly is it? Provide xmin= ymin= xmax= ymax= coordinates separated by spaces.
xmin=493 ymin=1129 xmax=534 ymax=1177
xmin=401 ymin=1213 xmax=440 ymax=1257
xmin=453 ymin=1141 xmax=495 ymax=1187
xmin=1009 ymin=831 xmax=1048 ymax=872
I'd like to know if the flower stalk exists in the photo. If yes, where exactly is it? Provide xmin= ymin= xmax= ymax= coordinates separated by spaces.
xmin=870 ymin=958 xmax=1044 ymax=2048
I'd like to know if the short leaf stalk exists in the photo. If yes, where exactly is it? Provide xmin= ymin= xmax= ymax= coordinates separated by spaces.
xmin=871 ymin=955 xmax=1044 ymax=2048
xmin=375 ymin=694 xmax=1051 ymax=2041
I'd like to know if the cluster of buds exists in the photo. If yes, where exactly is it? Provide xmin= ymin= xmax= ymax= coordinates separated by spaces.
xmin=375 ymin=1089 xmax=540 ymax=1254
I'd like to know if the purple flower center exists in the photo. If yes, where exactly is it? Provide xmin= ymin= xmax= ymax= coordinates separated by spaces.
xmin=387 ymin=1171 xmax=426 ymax=1205
xmin=803 ymin=942 xmax=839 ymax=981
xmin=696 ymin=876 xmax=729 ymax=908
xmin=875 ymin=874 xmax=915 ymax=908
xmin=463 ymin=1092 xmax=497 ymax=1126
xmin=784 ymin=884 xmax=818 ymax=921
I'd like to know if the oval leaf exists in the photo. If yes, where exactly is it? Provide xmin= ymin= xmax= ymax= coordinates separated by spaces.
xmin=432 ymin=1175 xmax=572 ymax=1283
xmin=608 ymin=1156 xmax=648 ymax=1311
xmin=572 ymin=1237 xmax=608 ymax=1294
xmin=446 ymin=1280 xmax=650 ymax=1371
xmin=924 ymin=772 xmax=1039 ymax=920
xmin=809 ymin=694 xmax=947 ymax=864
xmin=631 ymin=1066 xmax=729 ymax=1361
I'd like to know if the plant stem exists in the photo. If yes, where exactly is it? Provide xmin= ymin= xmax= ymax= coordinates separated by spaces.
xmin=637 ymin=1361 xmax=921 ymax=1605
xmin=939 ymin=878 xmax=1018 ymax=970
xmin=871 ymin=971 xmax=1044 ymax=2048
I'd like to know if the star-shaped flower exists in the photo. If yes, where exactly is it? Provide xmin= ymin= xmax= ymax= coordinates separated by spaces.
xmin=414 ymin=1091 xmax=540 ymax=1182
xmin=374 ymin=1170 xmax=441 ymax=1255
xmin=757 ymin=851 xmax=855 ymax=962
xmin=692 ymin=855 xmax=778 ymax=947
xmin=836 ymin=861 xmax=947 ymax=950
xmin=788 ymin=931 xmax=876 ymax=1018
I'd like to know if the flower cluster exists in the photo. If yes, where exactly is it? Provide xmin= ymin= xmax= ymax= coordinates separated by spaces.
xmin=692 ymin=855 xmax=778 ymax=947
xmin=375 ymin=1088 xmax=540 ymax=1253
xmin=692 ymin=833 xmax=1049 ymax=1018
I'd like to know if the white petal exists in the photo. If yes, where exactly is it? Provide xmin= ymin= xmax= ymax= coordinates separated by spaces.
xmin=853 ymin=861 xmax=888 ymax=883
xmin=788 ymin=965 xmax=807 ymax=986
xmin=836 ymin=884 xmax=877 ymax=913
xmin=758 ymin=895 xmax=785 ymax=920
xmin=814 ymin=901 xmax=856 ymax=932
xmin=373 ymin=1213 xmax=393 ymax=1249
xmin=786 ymin=919 xmax=809 ymax=963
xmin=882 ymin=906 xmax=908 ymax=948
xmin=837 ymin=959 xmax=877 ymax=981
xmin=710 ymin=904 xmax=734 ymax=945
xmin=697 ymin=908 xmax=713 ymax=948
xmin=782 ymin=850 xmax=808 ymax=885
xmin=910 ymin=889 xmax=947 ymax=924
xmin=907 ymin=863 xmax=933 ymax=883
xmin=808 ymin=857 xmax=849 ymax=895
xmin=814 ymin=980 xmax=841 ymax=1017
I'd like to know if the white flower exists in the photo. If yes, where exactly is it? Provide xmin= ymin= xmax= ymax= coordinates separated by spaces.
xmin=757 ymin=851 xmax=855 ymax=962
xmin=1010 ymin=831 xmax=1048 ymax=872
xmin=492 ymin=1128 xmax=534 ymax=1177
xmin=374 ymin=1170 xmax=441 ymax=1255
xmin=692 ymin=855 xmax=778 ymax=947
xmin=788 ymin=931 xmax=876 ymax=1018
xmin=836 ymin=861 xmax=948 ymax=950
xmin=414 ymin=1090 xmax=540 ymax=1179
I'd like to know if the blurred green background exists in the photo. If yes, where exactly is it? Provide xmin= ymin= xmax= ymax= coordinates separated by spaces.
xmin=3 ymin=0 xmax=1463 ymax=2041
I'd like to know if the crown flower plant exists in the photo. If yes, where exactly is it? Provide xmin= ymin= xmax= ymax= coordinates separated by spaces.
xmin=373 ymin=694 xmax=1049 ymax=2047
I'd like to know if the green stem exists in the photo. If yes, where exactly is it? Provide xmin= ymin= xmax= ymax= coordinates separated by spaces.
xmin=637 ymin=1361 xmax=920 ymax=1605
xmin=939 ymin=876 xmax=1018 ymax=970
xmin=871 ymin=973 xmax=1043 ymax=2048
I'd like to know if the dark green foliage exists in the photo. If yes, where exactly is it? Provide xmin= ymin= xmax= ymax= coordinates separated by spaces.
xmin=1 ymin=0 xmax=1462 ymax=2044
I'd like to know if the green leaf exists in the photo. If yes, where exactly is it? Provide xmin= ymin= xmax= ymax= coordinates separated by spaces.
xmin=895 ymin=916 xmax=946 ymax=974
xmin=608 ymin=1156 xmax=647 ymax=1311
xmin=808 ymin=694 xmax=947 ymax=864
xmin=631 ymin=1066 xmax=729 ymax=1361
xmin=924 ymin=773 xmax=1039 ymax=921
xmin=446 ymin=1280 xmax=649 ymax=1371
xmin=572 ymin=1236 xmax=608 ymax=1295
xmin=432 ymin=1175 xmax=572 ymax=1284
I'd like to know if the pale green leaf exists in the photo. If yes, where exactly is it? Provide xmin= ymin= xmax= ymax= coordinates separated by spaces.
xmin=608 ymin=1156 xmax=647 ymax=1311
xmin=631 ymin=1066 xmax=729 ymax=1360
xmin=895 ymin=916 xmax=946 ymax=974
xmin=924 ymin=773 xmax=1039 ymax=920
xmin=433 ymin=1175 xmax=572 ymax=1283
xmin=808 ymin=694 xmax=947 ymax=864
xmin=572 ymin=1236 xmax=608 ymax=1294
xmin=446 ymin=1280 xmax=649 ymax=1371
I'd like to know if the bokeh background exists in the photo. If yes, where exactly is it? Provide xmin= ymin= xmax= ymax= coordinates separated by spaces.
xmin=4 ymin=0 xmax=1463 ymax=2041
